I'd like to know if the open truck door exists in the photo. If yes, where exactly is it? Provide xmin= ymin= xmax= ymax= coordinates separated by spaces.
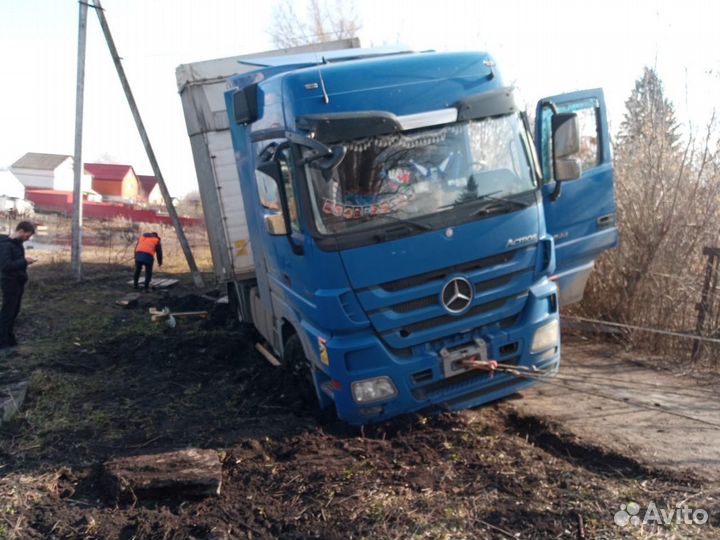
xmin=535 ymin=88 xmax=618 ymax=305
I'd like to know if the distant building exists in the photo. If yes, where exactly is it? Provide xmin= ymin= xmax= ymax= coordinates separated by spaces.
xmin=10 ymin=152 xmax=92 ymax=191
xmin=84 ymin=163 xmax=141 ymax=203
xmin=0 ymin=169 xmax=26 ymax=199
xmin=138 ymin=174 xmax=164 ymax=206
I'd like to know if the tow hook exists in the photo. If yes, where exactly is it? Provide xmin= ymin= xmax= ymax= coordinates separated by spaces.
xmin=460 ymin=358 xmax=499 ymax=378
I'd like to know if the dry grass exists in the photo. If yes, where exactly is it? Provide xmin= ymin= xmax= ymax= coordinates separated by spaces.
xmin=576 ymin=69 xmax=720 ymax=370
xmin=21 ymin=214 xmax=214 ymax=279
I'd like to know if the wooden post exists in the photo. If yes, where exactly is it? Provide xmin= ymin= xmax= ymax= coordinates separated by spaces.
xmin=71 ymin=0 xmax=88 ymax=281
xmin=693 ymin=246 xmax=720 ymax=361
xmin=91 ymin=0 xmax=204 ymax=287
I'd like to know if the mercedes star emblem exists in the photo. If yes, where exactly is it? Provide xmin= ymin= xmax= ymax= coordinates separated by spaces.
xmin=441 ymin=277 xmax=474 ymax=314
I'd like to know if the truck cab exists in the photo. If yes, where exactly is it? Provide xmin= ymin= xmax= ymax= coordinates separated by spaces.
xmin=220 ymin=49 xmax=616 ymax=425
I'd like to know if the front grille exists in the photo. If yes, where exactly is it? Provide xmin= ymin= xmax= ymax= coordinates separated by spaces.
xmin=396 ymin=295 xmax=523 ymax=337
xmin=357 ymin=246 xmax=536 ymax=351
xmin=390 ymin=295 xmax=437 ymax=313
xmin=474 ymin=273 xmax=514 ymax=292
xmin=384 ymin=272 xmax=525 ymax=316
xmin=424 ymin=315 xmax=519 ymax=354
xmin=378 ymin=250 xmax=518 ymax=292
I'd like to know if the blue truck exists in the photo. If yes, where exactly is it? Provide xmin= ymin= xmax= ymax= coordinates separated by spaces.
xmin=177 ymin=42 xmax=617 ymax=425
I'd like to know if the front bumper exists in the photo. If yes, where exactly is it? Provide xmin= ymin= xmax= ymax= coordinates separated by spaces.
xmin=307 ymin=279 xmax=560 ymax=425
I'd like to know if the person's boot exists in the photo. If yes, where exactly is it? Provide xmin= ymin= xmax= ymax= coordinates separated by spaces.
xmin=8 ymin=333 xmax=17 ymax=347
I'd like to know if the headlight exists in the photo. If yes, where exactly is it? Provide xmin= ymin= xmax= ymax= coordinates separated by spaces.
xmin=531 ymin=319 xmax=559 ymax=353
xmin=351 ymin=377 xmax=397 ymax=404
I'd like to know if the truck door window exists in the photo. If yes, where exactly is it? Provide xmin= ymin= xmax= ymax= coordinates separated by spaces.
xmin=574 ymin=106 xmax=600 ymax=171
xmin=539 ymin=98 xmax=600 ymax=181
xmin=256 ymin=171 xmax=280 ymax=210
xmin=277 ymin=150 xmax=301 ymax=233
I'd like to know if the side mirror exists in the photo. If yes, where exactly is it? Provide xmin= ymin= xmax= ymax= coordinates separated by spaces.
xmin=233 ymin=84 xmax=259 ymax=124
xmin=255 ymin=152 xmax=304 ymax=254
xmin=552 ymin=113 xmax=582 ymax=181
xmin=310 ymin=144 xmax=347 ymax=181
xmin=257 ymin=159 xmax=282 ymax=184
xmin=256 ymin=162 xmax=286 ymax=236
xmin=264 ymin=213 xmax=287 ymax=235
xmin=555 ymin=158 xmax=582 ymax=181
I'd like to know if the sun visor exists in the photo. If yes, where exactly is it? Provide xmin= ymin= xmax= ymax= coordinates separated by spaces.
xmin=296 ymin=112 xmax=403 ymax=143
xmin=455 ymin=87 xmax=518 ymax=121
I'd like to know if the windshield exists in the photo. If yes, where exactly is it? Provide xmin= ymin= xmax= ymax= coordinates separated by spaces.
xmin=304 ymin=113 xmax=537 ymax=235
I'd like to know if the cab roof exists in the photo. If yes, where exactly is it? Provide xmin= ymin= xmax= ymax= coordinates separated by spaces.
xmin=245 ymin=51 xmax=503 ymax=133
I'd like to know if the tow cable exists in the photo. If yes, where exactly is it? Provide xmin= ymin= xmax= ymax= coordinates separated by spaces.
xmin=461 ymin=357 xmax=720 ymax=430
xmin=460 ymin=357 xmax=553 ymax=379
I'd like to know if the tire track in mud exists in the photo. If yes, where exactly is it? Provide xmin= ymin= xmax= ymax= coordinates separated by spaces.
xmin=503 ymin=410 xmax=696 ymax=482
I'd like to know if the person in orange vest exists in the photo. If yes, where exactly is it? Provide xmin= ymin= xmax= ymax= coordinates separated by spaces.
xmin=133 ymin=232 xmax=163 ymax=291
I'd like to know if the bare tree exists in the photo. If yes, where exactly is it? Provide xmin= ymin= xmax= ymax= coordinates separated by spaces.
xmin=176 ymin=190 xmax=204 ymax=218
xmin=268 ymin=0 xmax=361 ymax=49
xmin=581 ymin=67 xmax=720 ymax=361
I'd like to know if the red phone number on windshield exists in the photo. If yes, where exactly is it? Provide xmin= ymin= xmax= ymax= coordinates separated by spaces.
xmin=322 ymin=192 xmax=410 ymax=220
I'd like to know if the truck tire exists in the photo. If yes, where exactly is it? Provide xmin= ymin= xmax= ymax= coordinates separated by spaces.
xmin=284 ymin=334 xmax=317 ymax=406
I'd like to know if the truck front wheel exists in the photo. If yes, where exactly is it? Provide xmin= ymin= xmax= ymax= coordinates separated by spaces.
xmin=284 ymin=334 xmax=317 ymax=406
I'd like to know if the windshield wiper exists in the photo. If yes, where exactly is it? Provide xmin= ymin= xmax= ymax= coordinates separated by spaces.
xmin=370 ymin=213 xmax=433 ymax=231
xmin=438 ymin=190 xmax=503 ymax=211
xmin=470 ymin=193 xmax=531 ymax=216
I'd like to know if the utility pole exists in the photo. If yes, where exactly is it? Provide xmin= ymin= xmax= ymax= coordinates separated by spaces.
xmin=91 ymin=0 xmax=204 ymax=287
xmin=71 ymin=0 xmax=88 ymax=281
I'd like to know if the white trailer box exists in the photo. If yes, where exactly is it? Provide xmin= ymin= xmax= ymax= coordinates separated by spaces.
xmin=176 ymin=39 xmax=360 ymax=283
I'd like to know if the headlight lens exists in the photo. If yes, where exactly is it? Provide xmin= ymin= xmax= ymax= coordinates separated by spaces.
xmin=351 ymin=377 xmax=397 ymax=404
xmin=531 ymin=319 xmax=559 ymax=353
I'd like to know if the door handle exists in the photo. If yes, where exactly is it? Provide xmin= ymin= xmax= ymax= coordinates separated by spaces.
xmin=282 ymin=272 xmax=291 ymax=286
xmin=597 ymin=214 xmax=614 ymax=228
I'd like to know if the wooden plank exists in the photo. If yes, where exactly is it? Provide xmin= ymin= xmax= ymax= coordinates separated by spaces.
xmin=149 ymin=307 xmax=208 ymax=322
xmin=126 ymin=278 xmax=179 ymax=289
xmin=152 ymin=278 xmax=179 ymax=289
xmin=172 ymin=311 xmax=209 ymax=318
xmin=103 ymin=448 xmax=222 ymax=503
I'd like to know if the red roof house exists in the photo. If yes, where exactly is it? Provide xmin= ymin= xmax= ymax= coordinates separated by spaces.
xmin=84 ymin=163 xmax=140 ymax=203
xmin=137 ymin=174 xmax=163 ymax=205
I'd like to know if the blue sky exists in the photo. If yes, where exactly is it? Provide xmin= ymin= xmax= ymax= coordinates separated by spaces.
xmin=1 ymin=0 xmax=718 ymax=195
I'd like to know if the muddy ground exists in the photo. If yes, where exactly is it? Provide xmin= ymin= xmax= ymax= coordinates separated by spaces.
xmin=514 ymin=338 xmax=720 ymax=483
xmin=0 ymin=262 xmax=718 ymax=539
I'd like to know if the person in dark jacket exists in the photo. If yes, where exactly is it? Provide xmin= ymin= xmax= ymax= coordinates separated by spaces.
xmin=0 ymin=222 xmax=36 ymax=349
xmin=133 ymin=232 xmax=163 ymax=291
